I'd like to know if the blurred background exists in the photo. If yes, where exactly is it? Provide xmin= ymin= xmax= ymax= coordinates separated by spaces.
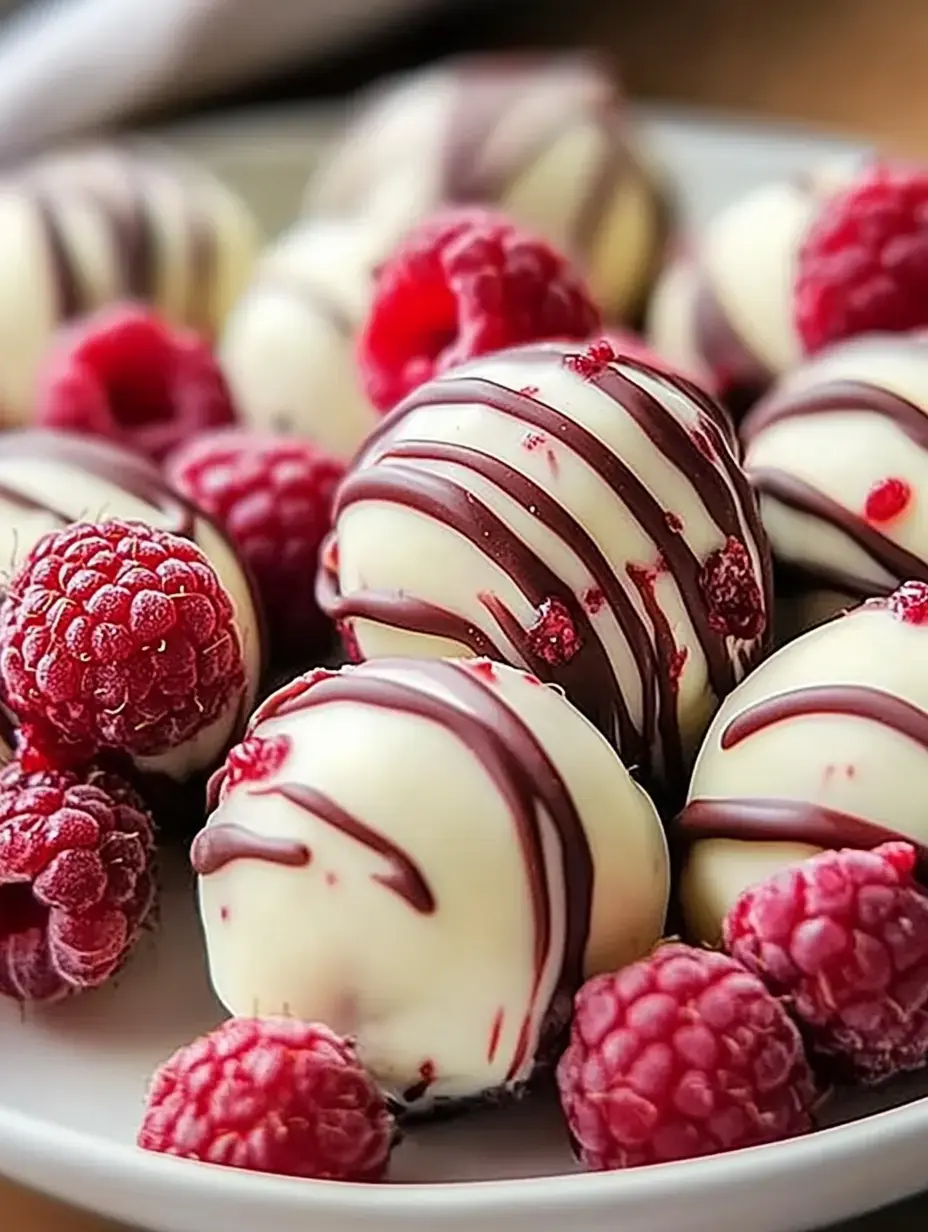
xmin=0 ymin=0 xmax=926 ymax=158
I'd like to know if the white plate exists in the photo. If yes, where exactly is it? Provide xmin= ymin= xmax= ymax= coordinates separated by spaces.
xmin=0 ymin=106 xmax=923 ymax=1232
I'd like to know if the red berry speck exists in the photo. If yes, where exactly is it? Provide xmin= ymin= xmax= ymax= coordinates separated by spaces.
xmin=0 ymin=760 xmax=155 ymax=1003
xmin=557 ymin=943 xmax=816 ymax=1170
xmin=864 ymin=476 xmax=912 ymax=525
xmin=358 ymin=207 xmax=601 ymax=411
xmin=34 ymin=303 xmax=237 ymax=465
xmin=700 ymin=537 xmax=766 ymax=641
xmin=885 ymin=580 xmax=928 ymax=625
xmin=525 ymin=597 xmax=582 ymax=666
xmin=138 ymin=1017 xmax=397 ymax=1180
xmin=724 ymin=842 xmax=928 ymax=1084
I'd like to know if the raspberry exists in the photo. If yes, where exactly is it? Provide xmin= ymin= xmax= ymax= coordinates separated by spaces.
xmin=0 ymin=759 xmax=155 ymax=1002
xmin=34 ymin=303 xmax=237 ymax=465
xmin=166 ymin=429 xmax=344 ymax=662
xmin=556 ymin=943 xmax=816 ymax=1170
xmin=724 ymin=843 xmax=928 ymax=1084
xmin=526 ymin=596 xmax=582 ymax=665
xmin=885 ymin=579 xmax=928 ymax=625
xmin=864 ymin=476 xmax=912 ymax=525
xmin=796 ymin=164 xmax=928 ymax=353
xmin=138 ymin=1017 xmax=396 ymax=1181
xmin=358 ymin=207 xmax=601 ymax=411
xmin=0 ymin=519 xmax=246 ymax=769
xmin=700 ymin=537 xmax=766 ymax=641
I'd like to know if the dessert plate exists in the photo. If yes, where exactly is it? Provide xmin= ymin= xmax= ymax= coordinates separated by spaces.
xmin=0 ymin=106 xmax=922 ymax=1232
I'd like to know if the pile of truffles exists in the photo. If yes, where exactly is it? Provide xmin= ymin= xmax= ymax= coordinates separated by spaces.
xmin=2 ymin=50 xmax=928 ymax=1186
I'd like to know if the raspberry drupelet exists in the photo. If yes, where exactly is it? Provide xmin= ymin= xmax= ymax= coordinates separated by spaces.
xmin=0 ymin=760 xmax=156 ymax=1003
xmin=34 ymin=303 xmax=237 ymax=465
xmin=557 ymin=943 xmax=817 ymax=1169
xmin=724 ymin=842 xmax=928 ymax=1084
xmin=139 ymin=1017 xmax=397 ymax=1181
xmin=358 ymin=207 xmax=602 ymax=411
xmin=0 ymin=518 xmax=246 ymax=770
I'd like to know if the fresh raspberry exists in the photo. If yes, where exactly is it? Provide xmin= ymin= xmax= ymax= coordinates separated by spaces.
xmin=358 ymin=207 xmax=601 ymax=411
xmin=700 ymin=537 xmax=766 ymax=641
xmin=724 ymin=842 xmax=928 ymax=1084
xmin=0 ymin=519 xmax=245 ymax=769
xmin=166 ymin=429 xmax=344 ymax=661
xmin=0 ymin=759 xmax=155 ymax=1002
xmin=138 ymin=1017 xmax=397 ymax=1180
xmin=556 ymin=943 xmax=816 ymax=1170
xmin=795 ymin=164 xmax=928 ymax=353
xmin=34 ymin=303 xmax=237 ymax=465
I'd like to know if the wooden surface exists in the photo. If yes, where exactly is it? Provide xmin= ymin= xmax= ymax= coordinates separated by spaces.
xmin=7 ymin=0 xmax=928 ymax=1228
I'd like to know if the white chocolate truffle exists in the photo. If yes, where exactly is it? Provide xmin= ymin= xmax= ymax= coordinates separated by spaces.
xmin=318 ymin=342 xmax=772 ymax=792
xmin=646 ymin=163 xmax=859 ymax=415
xmin=220 ymin=214 xmax=395 ymax=460
xmin=0 ymin=143 xmax=260 ymax=428
xmin=307 ymin=54 xmax=671 ymax=322
xmin=193 ymin=657 xmax=669 ymax=1109
xmin=678 ymin=587 xmax=928 ymax=942
xmin=0 ymin=432 xmax=263 ymax=782
xmin=742 ymin=333 xmax=928 ymax=637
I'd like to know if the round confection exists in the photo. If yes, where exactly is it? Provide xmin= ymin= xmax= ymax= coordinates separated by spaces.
xmin=220 ymin=214 xmax=395 ymax=460
xmin=193 ymin=656 xmax=669 ymax=1111
xmin=677 ymin=587 xmax=928 ymax=943
xmin=318 ymin=341 xmax=772 ymax=794
xmin=0 ymin=432 xmax=263 ymax=782
xmin=306 ymin=53 xmax=671 ymax=323
xmin=741 ymin=332 xmax=928 ymax=637
xmin=645 ymin=161 xmax=860 ymax=415
xmin=0 ymin=142 xmax=260 ymax=428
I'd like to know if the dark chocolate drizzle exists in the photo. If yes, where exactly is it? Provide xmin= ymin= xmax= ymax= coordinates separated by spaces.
xmin=742 ymin=377 xmax=928 ymax=449
xmin=233 ymin=659 xmax=595 ymax=1082
xmin=190 ymin=823 xmax=311 ymax=875
xmin=677 ymin=682 xmax=928 ymax=873
xmin=691 ymin=268 xmax=774 ymax=417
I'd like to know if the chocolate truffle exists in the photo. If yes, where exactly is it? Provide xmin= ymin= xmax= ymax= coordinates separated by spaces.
xmin=678 ymin=585 xmax=928 ymax=942
xmin=0 ymin=143 xmax=260 ymax=428
xmin=220 ymin=214 xmax=393 ymax=460
xmin=742 ymin=333 xmax=928 ymax=638
xmin=318 ymin=341 xmax=772 ymax=793
xmin=0 ymin=432 xmax=263 ymax=782
xmin=306 ymin=54 xmax=671 ymax=323
xmin=193 ymin=657 xmax=669 ymax=1110
xmin=646 ymin=162 xmax=859 ymax=414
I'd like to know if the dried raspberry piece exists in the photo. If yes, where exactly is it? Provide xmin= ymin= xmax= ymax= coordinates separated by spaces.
xmin=566 ymin=334 xmax=715 ymax=391
xmin=796 ymin=163 xmax=928 ymax=353
xmin=557 ymin=943 xmax=816 ymax=1169
xmin=34 ymin=303 xmax=237 ymax=465
xmin=138 ymin=1017 xmax=396 ymax=1180
xmin=0 ymin=760 xmax=155 ymax=1002
xmin=525 ymin=597 xmax=582 ymax=666
xmin=725 ymin=843 xmax=928 ymax=1084
xmin=864 ymin=476 xmax=912 ymax=525
xmin=700 ymin=537 xmax=766 ymax=640
xmin=885 ymin=580 xmax=928 ymax=625
xmin=358 ymin=207 xmax=601 ymax=411
xmin=167 ymin=429 xmax=344 ymax=661
xmin=0 ymin=518 xmax=246 ymax=769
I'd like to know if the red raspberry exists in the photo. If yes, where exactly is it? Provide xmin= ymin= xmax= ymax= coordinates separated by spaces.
xmin=724 ymin=842 xmax=928 ymax=1084
xmin=556 ymin=943 xmax=816 ymax=1170
xmin=700 ymin=537 xmax=766 ymax=641
xmin=138 ymin=1017 xmax=397 ymax=1181
xmin=795 ymin=164 xmax=928 ymax=353
xmin=34 ymin=303 xmax=237 ymax=465
xmin=885 ymin=579 xmax=928 ymax=625
xmin=0 ymin=759 xmax=155 ymax=1002
xmin=0 ymin=519 xmax=246 ymax=769
xmin=358 ymin=207 xmax=601 ymax=411
xmin=166 ymin=430 xmax=344 ymax=662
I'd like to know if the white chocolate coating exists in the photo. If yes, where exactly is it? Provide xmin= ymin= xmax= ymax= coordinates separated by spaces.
xmin=0 ymin=433 xmax=262 ymax=781
xmin=319 ymin=342 xmax=771 ymax=791
xmin=680 ymin=598 xmax=928 ymax=941
xmin=646 ymin=161 xmax=861 ymax=410
xmin=306 ymin=55 xmax=670 ymax=322
xmin=220 ymin=214 xmax=395 ymax=460
xmin=742 ymin=333 xmax=928 ymax=636
xmin=0 ymin=143 xmax=260 ymax=428
xmin=195 ymin=657 xmax=669 ymax=1108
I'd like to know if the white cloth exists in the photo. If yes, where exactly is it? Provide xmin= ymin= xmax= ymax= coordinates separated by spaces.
xmin=0 ymin=0 xmax=441 ymax=161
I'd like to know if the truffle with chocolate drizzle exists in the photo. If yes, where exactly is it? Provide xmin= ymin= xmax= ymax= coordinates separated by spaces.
xmin=677 ymin=581 xmax=928 ymax=942
xmin=192 ymin=657 xmax=669 ymax=1112
xmin=306 ymin=52 xmax=671 ymax=323
xmin=317 ymin=340 xmax=772 ymax=795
